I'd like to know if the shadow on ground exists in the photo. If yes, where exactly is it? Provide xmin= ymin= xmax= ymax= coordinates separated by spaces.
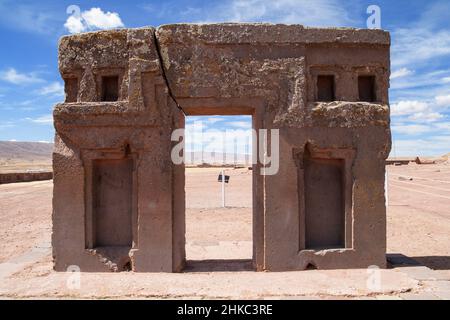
xmin=387 ymin=253 xmax=450 ymax=270
xmin=412 ymin=256 xmax=450 ymax=270
xmin=184 ymin=259 xmax=254 ymax=272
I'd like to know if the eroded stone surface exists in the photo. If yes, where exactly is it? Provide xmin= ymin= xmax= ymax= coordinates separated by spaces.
xmin=53 ymin=24 xmax=391 ymax=272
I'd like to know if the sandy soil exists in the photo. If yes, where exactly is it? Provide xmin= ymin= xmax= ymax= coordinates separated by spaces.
xmin=0 ymin=165 xmax=449 ymax=299
xmin=0 ymin=180 xmax=52 ymax=263
xmin=386 ymin=164 xmax=450 ymax=270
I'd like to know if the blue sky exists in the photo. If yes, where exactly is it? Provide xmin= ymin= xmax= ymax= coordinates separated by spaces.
xmin=0 ymin=0 xmax=449 ymax=156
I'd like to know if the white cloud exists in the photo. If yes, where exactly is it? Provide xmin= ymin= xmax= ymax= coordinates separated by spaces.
xmin=186 ymin=116 xmax=203 ymax=124
xmin=390 ymin=1 xmax=450 ymax=68
xmin=19 ymin=100 xmax=33 ymax=106
xmin=434 ymin=122 xmax=450 ymax=131
xmin=391 ymin=15 xmax=450 ymax=68
xmin=64 ymin=7 xmax=125 ymax=34
xmin=390 ymin=97 xmax=450 ymax=156
xmin=39 ymin=82 xmax=64 ymax=97
xmin=390 ymin=68 xmax=450 ymax=92
xmin=391 ymin=101 xmax=429 ymax=116
xmin=185 ymin=120 xmax=252 ymax=156
xmin=392 ymin=24 xmax=450 ymax=67
xmin=393 ymin=136 xmax=450 ymax=157
xmin=392 ymin=124 xmax=432 ymax=135
xmin=205 ymin=117 xmax=224 ymax=125
xmin=391 ymin=68 xmax=413 ymax=80
xmin=435 ymin=94 xmax=450 ymax=107
xmin=26 ymin=115 xmax=53 ymax=124
xmin=389 ymin=3 xmax=450 ymax=105
xmin=171 ymin=0 xmax=353 ymax=27
xmin=407 ymin=112 xmax=443 ymax=122
xmin=228 ymin=121 xmax=252 ymax=129
xmin=82 ymin=8 xmax=124 ymax=30
xmin=391 ymin=95 xmax=449 ymax=124
xmin=0 ymin=68 xmax=44 ymax=85
xmin=64 ymin=15 xmax=85 ymax=34
xmin=417 ymin=1 xmax=450 ymax=31
xmin=0 ymin=122 xmax=15 ymax=129
xmin=0 ymin=3 xmax=57 ymax=35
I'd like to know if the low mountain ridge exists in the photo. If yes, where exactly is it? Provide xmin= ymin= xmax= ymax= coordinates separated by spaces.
xmin=0 ymin=141 xmax=53 ymax=161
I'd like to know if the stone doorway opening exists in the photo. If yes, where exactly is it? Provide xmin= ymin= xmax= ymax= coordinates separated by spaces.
xmin=183 ymin=115 xmax=254 ymax=272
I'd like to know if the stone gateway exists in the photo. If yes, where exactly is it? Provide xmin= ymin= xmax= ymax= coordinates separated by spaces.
xmin=52 ymin=24 xmax=391 ymax=272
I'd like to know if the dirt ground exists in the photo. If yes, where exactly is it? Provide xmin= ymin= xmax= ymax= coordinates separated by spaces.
xmin=0 ymin=159 xmax=52 ymax=174
xmin=0 ymin=165 xmax=449 ymax=299
xmin=386 ymin=164 xmax=450 ymax=270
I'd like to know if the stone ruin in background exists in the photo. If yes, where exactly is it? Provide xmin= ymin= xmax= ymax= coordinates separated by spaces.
xmin=52 ymin=24 xmax=391 ymax=272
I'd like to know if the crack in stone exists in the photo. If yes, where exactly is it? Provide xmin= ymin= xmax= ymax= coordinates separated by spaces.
xmin=152 ymin=31 xmax=186 ymax=116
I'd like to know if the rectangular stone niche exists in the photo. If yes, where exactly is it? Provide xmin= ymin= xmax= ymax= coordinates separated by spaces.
xmin=101 ymin=76 xmax=119 ymax=102
xmin=296 ymin=146 xmax=355 ymax=252
xmin=92 ymin=159 xmax=133 ymax=247
xmin=358 ymin=75 xmax=376 ymax=102
xmin=316 ymin=75 xmax=335 ymax=102
xmin=304 ymin=157 xmax=345 ymax=249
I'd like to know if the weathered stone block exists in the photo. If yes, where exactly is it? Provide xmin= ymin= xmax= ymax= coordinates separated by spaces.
xmin=53 ymin=24 xmax=391 ymax=272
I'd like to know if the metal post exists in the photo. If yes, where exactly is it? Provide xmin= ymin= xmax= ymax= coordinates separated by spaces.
xmin=222 ymin=169 xmax=225 ymax=208
xmin=234 ymin=138 xmax=237 ymax=166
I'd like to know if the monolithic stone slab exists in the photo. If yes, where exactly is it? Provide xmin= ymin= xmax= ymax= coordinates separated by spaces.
xmin=53 ymin=24 xmax=391 ymax=272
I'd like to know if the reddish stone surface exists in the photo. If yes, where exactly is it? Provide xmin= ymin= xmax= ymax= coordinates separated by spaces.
xmin=53 ymin=24 xmax=391 ymax=272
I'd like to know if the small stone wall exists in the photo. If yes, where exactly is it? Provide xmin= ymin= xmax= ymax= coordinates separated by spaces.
xmin=0 ymin=172 xmax=53 ymax=184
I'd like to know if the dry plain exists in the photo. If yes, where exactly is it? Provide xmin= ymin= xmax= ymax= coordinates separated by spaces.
xmin=0 ymin=164 xmax=449 ymax=299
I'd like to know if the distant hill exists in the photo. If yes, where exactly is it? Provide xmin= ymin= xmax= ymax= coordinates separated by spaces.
xmin=184 ymin=151 xmax=251 ymax=166
xmin=0 ymin=141 xmax=53 ymax=161
xmin=0 ymin=142 xmax=252 ymax=165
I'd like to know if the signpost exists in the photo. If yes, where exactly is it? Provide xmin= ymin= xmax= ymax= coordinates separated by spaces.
xmin=218 ymin=170 xmax=230 ymax=207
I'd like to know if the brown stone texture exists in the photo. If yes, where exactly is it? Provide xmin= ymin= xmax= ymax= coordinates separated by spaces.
xmin=0 ymin=172 xmax=53 ymax=184
xmin=53 ymin=24 xmax=391 ymax=272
